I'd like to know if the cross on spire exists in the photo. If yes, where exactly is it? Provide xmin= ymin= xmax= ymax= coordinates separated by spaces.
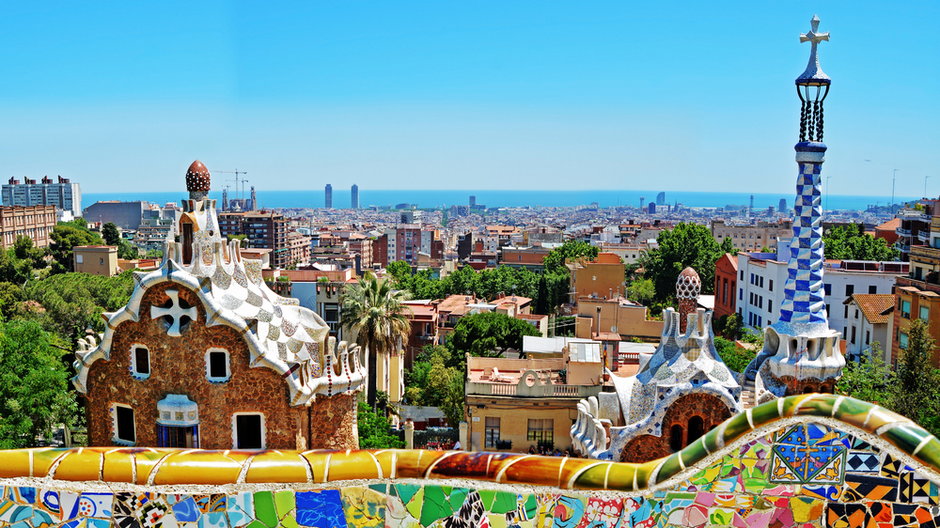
xmin=797 ymin=15 xmax=830 ymax=84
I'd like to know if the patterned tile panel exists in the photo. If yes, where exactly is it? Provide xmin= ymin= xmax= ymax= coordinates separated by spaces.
xmin=0 ymin=395 xmax=939 ymax=527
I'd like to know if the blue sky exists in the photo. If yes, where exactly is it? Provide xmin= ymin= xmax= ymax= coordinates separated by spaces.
xmin=0 ymin=2 xmax=937 ymax=196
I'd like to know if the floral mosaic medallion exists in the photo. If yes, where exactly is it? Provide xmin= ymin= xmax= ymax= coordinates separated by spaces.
xmin=769 ymin=423 xmax=849 ymax=485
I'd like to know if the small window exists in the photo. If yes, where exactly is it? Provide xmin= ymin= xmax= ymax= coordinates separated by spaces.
xmin=769 ymin=279 xmax=774 ymax=292
xmin=843 ymin=305 xmax=849 ymax=319
xmin=824 ymin=284 xmax=832 ymax=295
xmin=526 ymin=418 xmax=553 ymax=444
xmin=845 ymin=284 xmax=854 ymax=296
xmin=899 ymin=332 xmax=909 ymax=350
xmin=76 ymin=254 xmax=84 ymax=264
xmin=233 ymin=413 xmax=265 ymax=449
xmin=206 ymin=349 xmax=231 ymax=382
xmin=868 ymin=285 xmax=877 ymax=294
xmin=901 ymin=300 xmax=911 ymax=319
xmin=131 ymin=345 xmax=150 ymax=379
xmin=669 ymin=424 xmax=684 ymax=452
xmin=920 ymin=306 xmax=930 ymax=321
xmin=113 ymin=404 xmax=136 ymax=445
xmin=485 ymin=417 xmax=501 ymax=448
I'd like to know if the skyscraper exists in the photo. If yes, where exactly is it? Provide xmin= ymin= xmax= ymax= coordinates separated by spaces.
xmin=469 ymin=195 xmax=476 ymax=207
xmin=656 ymin=191 xmax=666 ymax=205
xmin=351 ymin=184 xmax=359 ymax=209
xmin=778 ymin=198 xmax=787 ymax=213
xmin=324 ymin=184 xmax=333 ymax=209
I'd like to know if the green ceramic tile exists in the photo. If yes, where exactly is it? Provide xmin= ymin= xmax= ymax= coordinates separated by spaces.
xmin=573 ymin=463 xmax=610 ymax=489
xmin=680 ymin=437 xmax=709 ymax=467
xmin=701 ymin=426 xmax=723 ymax=455
xmin=523 ymin=495 xmax=537 ymax=519
xmin=655 ymin=454 xmax=683 ymax=483
xmin=274 ymin=490 xmax=295 ymax=519
xmin=915 ymin=438 xmax=940 ymax=469
xmin=884 ymin=422 xmax=932 ymax=455
xmin=794 ymin=395 xmax=835 ymax=417
xmin=420 ymin=486 xmax=452 ymax=527
xmin=490 ymin=492 xmax=516 ymax=515
xmin=395 ymin=484 xmax=421 ymax=505
xmin=721 ymin=412 xmax=753 ymax=443
xmin=477 ymin=489 xmax=496 ymax=511
xmin=251 ymin=491 xmax=277 ymax=527
xmin=368 ymin=483 xmax=388 ymax=495
xmin=750 ymin=399 xmax=781 ymax=425
xmin=446 ymin=488 xmax=469 ymax=514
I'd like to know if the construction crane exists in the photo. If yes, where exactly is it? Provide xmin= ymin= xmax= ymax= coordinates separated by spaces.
xmin=214 ymin=169 xmax=248 ymax=201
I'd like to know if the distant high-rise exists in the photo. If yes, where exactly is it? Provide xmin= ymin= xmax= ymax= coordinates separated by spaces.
xmin=249 ymin=186 xmax=257 ymax=211
xmin=656 ymin=191 xmax=666 ymax=205
xmin=351 ymin=184 xmax=359 ymax=209
xmin=469 ymin=195 xmax=476 ymax=207
xmin=648 ymin=202 xmax=656 ymax=214
xmin=639 ymin=197 xmax=645 ymax=210
xmin=325 ymin=184 xmax=333 ymax=209
xmin=749 ymin=194 xmax=755 ymax=215
xmin=779 ymin=198 xmax=787 ymax=213
xmin=2 ymin=175 xmax=82 ymax=217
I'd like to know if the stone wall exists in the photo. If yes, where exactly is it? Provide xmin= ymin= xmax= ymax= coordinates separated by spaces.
xmin=86 ymin=282 xmax=309 ymax=449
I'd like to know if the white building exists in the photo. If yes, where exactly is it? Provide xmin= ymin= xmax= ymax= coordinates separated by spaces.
xmin=3 ymin=176 xmax=82 ymax=217
xmin=736 ymin=239 xmax=908 ymax=343
xmin=843 ymin=294 xmax=895 ymax=364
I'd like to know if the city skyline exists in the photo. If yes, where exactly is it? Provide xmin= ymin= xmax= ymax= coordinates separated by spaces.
xmin=1 ymin=3 xmax=937 ymax=196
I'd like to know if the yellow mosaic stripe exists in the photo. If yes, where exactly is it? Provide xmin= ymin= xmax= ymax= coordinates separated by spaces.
xmin=1 ymin=394 xmax=937 ymax=491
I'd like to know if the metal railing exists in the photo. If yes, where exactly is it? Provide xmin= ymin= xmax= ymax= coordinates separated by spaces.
xmin=466 ymin=381 xmax=600 ymax=398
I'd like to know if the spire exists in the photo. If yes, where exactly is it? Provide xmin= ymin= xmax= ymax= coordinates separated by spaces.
xmin=675 ymin=267 xmax=701 ymax=333
xmin=775 ymin=16 xmax=833 ymax=336
xmin=796 ymin=15 xmax=831 ymax=143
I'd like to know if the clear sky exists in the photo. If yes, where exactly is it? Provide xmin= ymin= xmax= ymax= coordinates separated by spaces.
xmin=0 ymin=2 xmax=937 ymax=196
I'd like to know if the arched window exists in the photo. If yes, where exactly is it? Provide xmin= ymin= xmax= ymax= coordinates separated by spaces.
xmin=669 ymin=424 xmax=684 ymax=452
xmin=687 ymin=416 xmax=705 ymax=445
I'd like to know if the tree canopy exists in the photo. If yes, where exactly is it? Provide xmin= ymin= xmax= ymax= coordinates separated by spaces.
xmin=49 ymin=220 xmax=104 ymax=274
xmin=357 ymin=400 xmax=404 ymax=449
xmin=823 ymin=223 xmax=898 ymax=261
xmin=448 ymin=311 xmax=540 ymax=363
xmin=542 ymin=240 xmax=598 ymax=274
xmin=0 ymin=319 xmax=77 ymax=448
xmin=23 ymin=271 xmax=136 ymax=342
xmin=404 ymin=345 xmax=465 ymax=427
xmin=639 ymin=223 xmax=729 ymax=302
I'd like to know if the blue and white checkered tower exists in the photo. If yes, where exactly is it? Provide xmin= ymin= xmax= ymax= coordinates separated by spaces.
xmin=776 ymin=14 xmax=831 ymax=335
xmin=745 ymin=16 xmax=844 ymax=403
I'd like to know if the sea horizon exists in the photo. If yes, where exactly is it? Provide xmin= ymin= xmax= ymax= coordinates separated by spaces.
xmin=82 ymin=189 xmax=915 ymax=212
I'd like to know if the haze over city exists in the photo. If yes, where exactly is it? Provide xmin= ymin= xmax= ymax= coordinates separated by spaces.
xmin=1 ymin=2 xmax=938 ymax=195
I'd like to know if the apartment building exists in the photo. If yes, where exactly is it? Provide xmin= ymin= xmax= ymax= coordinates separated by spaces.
xmin=711 ymin=219 xmax=793 ymax=252
xmin=713 ymin=253 xmax=738 ymax=319
xmin=3 ymin=176 xmax=82 ymax=217
xmin=843 ymin=294 xmax=894 ymax=363
xmin=218 ymin=211 xmax=295 ymax=269
xmin=0 ymin=205 xmax=56 ymax=248
xmin=736 ymin=241 xmax=908 ymax=344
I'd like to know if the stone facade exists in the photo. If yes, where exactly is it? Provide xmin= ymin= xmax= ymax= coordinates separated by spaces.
xmin=74 ymin=161 xmax=364 ymax=451
xmin=620 ymin=392 xmax=732 ymax=462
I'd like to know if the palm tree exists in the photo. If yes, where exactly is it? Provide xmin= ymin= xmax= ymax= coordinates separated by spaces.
xmin=341 ymin=272 xmax=411 ymax=406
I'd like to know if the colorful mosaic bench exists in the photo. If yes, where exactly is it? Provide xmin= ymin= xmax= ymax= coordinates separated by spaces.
xmin=1 ymin=394 xmax=939 ymax=527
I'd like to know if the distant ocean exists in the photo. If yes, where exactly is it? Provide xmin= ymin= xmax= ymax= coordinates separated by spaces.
xmin=82 ymin=189 xmax=913 ymax=212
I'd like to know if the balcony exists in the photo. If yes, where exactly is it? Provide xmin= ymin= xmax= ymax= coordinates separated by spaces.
xmin=918 ymin=231 xmax=930 ymax=242
xmin=897 ymin=228 xmax=912 ymax=236
xmin=466 ymin=381 xmax=601 ymax=399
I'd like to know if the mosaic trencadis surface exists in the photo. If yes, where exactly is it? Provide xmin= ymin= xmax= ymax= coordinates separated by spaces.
xmin=1 ymin=395 xmax=939 ymax=527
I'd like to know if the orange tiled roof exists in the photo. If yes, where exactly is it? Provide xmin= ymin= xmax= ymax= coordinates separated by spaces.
xmin=846 ymin=294 xmax=895 ymax=324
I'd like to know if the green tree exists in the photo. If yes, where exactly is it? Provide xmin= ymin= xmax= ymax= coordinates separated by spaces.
xmin=713 ymin=336 xmax=756 ymax=373
xmin=23 ymin=271 xmax=135 ymax=342
xmin=449 ymin=311 xmax=540 ymax=364
xmin=627 ymin=278 xmax=655 ymax=306
xmin=716 ymin=313 xmax=744 ymax=341
xmin=890 ymin=319 xmax=939 ymax=427
xmin=542 ymin=240 xmax=598 ymax=274
xmin=357 ymin=400 xmax=405 ymax=449
xmin=0 ymin=320 xmax=77 ymax=448
xmin=340 ymin=272 xmax=411 ymax=406
xmin=101 ymin=223 xmax=121 ymax=246
xmin=49 ymin=222 xmax=104 ymax=274
xmin=823 ymin=224 xmax=898 ymax=261
xmin=639 ymin=223 xmax=724 ymax=302
xmin=835 ymin=348 xmax=893 ymax=405
xmin=0 ymin=282 xmax=24 ymax=321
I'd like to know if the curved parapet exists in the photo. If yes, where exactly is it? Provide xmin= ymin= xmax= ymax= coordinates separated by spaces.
xmin=1 ymin=394 xmax=939 ymax=526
